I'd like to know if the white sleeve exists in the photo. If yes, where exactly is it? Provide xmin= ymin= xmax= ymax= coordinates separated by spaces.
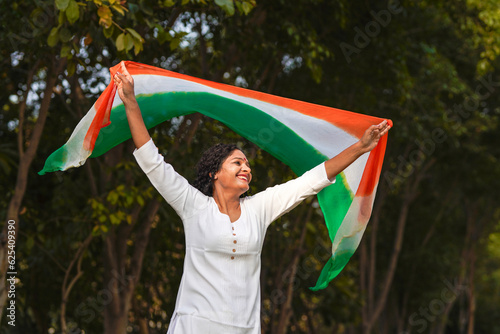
xmin=245 ymin=162 xmax=336 ymax=227
xmin=133 ymin=139 xmax=209 ymax=220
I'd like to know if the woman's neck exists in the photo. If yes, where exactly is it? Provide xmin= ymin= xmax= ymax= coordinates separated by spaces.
xmin=212 ymin=189 xmax=241 ymax=222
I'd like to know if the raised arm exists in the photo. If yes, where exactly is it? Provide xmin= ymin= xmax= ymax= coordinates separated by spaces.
xmin=324 ymin=120 xmax=391 ymax=180
xmin=113 ymin=62 xmax=151 ymax=149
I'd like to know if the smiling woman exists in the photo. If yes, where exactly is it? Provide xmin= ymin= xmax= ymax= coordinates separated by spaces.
xmin=108 ymin=61 xmax=390 ymax=333
xmin=132 ymin=136 xmax=337 ymax=334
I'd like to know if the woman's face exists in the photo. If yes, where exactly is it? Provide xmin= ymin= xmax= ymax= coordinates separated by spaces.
xmin=213 ymin=149 xmax=252 ymax=195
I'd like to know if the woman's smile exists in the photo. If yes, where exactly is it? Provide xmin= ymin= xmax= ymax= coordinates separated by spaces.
xmin=237 ymin=173 xmax=250 ymax=183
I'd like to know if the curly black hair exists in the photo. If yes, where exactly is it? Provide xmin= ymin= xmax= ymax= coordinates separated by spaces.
xmin=193 ymin=143 xmax=242 ymax=196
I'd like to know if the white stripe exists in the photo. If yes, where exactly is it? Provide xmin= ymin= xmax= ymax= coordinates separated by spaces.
xmin=59 ymin=105 xmax=97 ymax=170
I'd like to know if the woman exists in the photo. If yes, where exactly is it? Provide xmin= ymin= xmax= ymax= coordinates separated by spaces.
xmin=113 ymin=62 xmax=390 ymax=333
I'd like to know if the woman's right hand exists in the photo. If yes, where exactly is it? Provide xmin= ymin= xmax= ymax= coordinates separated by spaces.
xmin=113 ymin=61 xmax=136 ymax=105
xmin=113 ymin=61 xmax=151 ymax=148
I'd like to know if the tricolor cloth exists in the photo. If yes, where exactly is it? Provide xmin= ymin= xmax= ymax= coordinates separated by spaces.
xmin=39 ymin=61 xmax=391 ymax=290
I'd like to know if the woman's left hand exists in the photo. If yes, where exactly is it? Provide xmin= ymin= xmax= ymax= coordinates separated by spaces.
xmin=359 ymin=120 xmax=391 ymax=153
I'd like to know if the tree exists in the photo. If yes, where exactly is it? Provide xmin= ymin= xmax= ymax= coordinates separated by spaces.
xmin=2 ymin=0 xmax=500 ymax=332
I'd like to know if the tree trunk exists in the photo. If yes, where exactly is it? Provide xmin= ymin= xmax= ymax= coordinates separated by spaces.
xmin=104 ymin=314 xmax=129 ymax=334
xmin=399 ymin=190 xmax=452 ymax=334
xmin=132 ymin=296 xmax=150 ymax=334
xmin=270 ymin=205 xmax=313 ymax=334
xmin=0 ymin=56 xmax=65 ymax=323
xmin=363 ymin=191 xmax=411 ymax=334
xmin=465 ymin=201 xmax=478 ymax=334
xmin=363 ymin=159 xmax=434 ymax=333
xmin=61 ymin=233 xmax=93 ymax=334
xmin=431 ymin=199 xmax=484 ymax=334
xmin=360 ymin=181 xmax=388 ymax=331
xmin=466 ymin=247 xmax=475 ymax=334
xmin=103 ymin=198 xmax=161 ymax=334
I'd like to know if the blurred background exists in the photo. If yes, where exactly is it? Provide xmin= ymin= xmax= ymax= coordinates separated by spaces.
xmin=1 ymin=0 xmax=499 ymax=333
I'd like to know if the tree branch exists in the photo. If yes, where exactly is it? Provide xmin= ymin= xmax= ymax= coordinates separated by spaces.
xmin=364 ymin=158 xmax=435 ymax=333
xmin=129 ymin=199 xmax=161 ymax=287
xmin=61 ymin=232 xmax=93 ymax=334
xmin=17 ymin=59 xmax=41 ymax=158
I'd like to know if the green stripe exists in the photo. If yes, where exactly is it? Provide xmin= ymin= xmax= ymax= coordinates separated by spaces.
xmin=93 ymin=91 xmax=322 ymax=174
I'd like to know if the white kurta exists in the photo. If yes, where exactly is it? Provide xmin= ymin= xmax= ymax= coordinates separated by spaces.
xmin=133 ymin=139 xmax=335 ymax=334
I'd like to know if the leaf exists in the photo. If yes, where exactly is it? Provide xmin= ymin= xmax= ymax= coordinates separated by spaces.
xmin=58 ymin=10 xmax=66 ymax=25
xmin=59 ymin=28 xmax=72 ymax=42
xmin=56 ymin=0 xmax=70 ymax=10
xmin=98 ymin=5 xmax=113 ymax=28
xmin=170 ymin=36 xmax=181 ymax=51
xmin=92 ymin=225 xmax=100 ymax=236
xmin=116 ymin=33 xmax=134 ymax=52
xmin=116 ymin=32 xmax=126 ymax=51
xmin=26 ymin=236 xmax=35 ymax=251
xmin=66 ymin=0 xmax=80 ymax=24
xmin=107 ymin=190 xmax=119 ymax=205
xmin=163 ymin=0 xmax=175 ymax=6
xmin=47 ymin=27 xmax=60 ymax=47
xmin=67 ymin=60 xmax=76 ymax=76
xmin=181 ymin=0 xmax=190 ymax=5
xmin=89 ymin=198 xmax=97 ymax=210
xmin=124 ymin=33 xmax=134 ymax=51
xmin=60 ymin=44 xmax=72 ymax=58
xmin=84 ymin=33 xmax=93 ymax=46
xmin=97 ymin=5 xmax=112 ymax=18
xmin=111 ymin=2 xmax=128 ymax=15
xmin=137 ymin=195 xmax=145 ymax=207
xmin=133 ymin=37 xmax=143 ymax=55
xmin=125 ymin=194 xmax=134 ymax=206
xmin=109 ymin=213 xmax=120 ymax=225
xmin=103 ymin=25 xmax=114 ymax=38
xmin=126 ymin=28 xmax=144 ymax=42
xmin=215 ymin=0 xmax=235 ymax=16
xmin=128 ymin=3 xmax=139 ymax=13
xmin=240 ymin=1 xmax=254 ymax=15
xmin=158 ymin=30 xmax=171 ymax=45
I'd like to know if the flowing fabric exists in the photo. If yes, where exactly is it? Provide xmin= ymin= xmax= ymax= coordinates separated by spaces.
xmin=39 ymin=61 xmax=391 ymax=290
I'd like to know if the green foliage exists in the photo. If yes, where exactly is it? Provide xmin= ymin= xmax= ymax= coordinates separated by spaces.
xmin=2 ymin=0 xmax=500 ymax=332
xmin=43 ymin=0 xmax=258 ymax=66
